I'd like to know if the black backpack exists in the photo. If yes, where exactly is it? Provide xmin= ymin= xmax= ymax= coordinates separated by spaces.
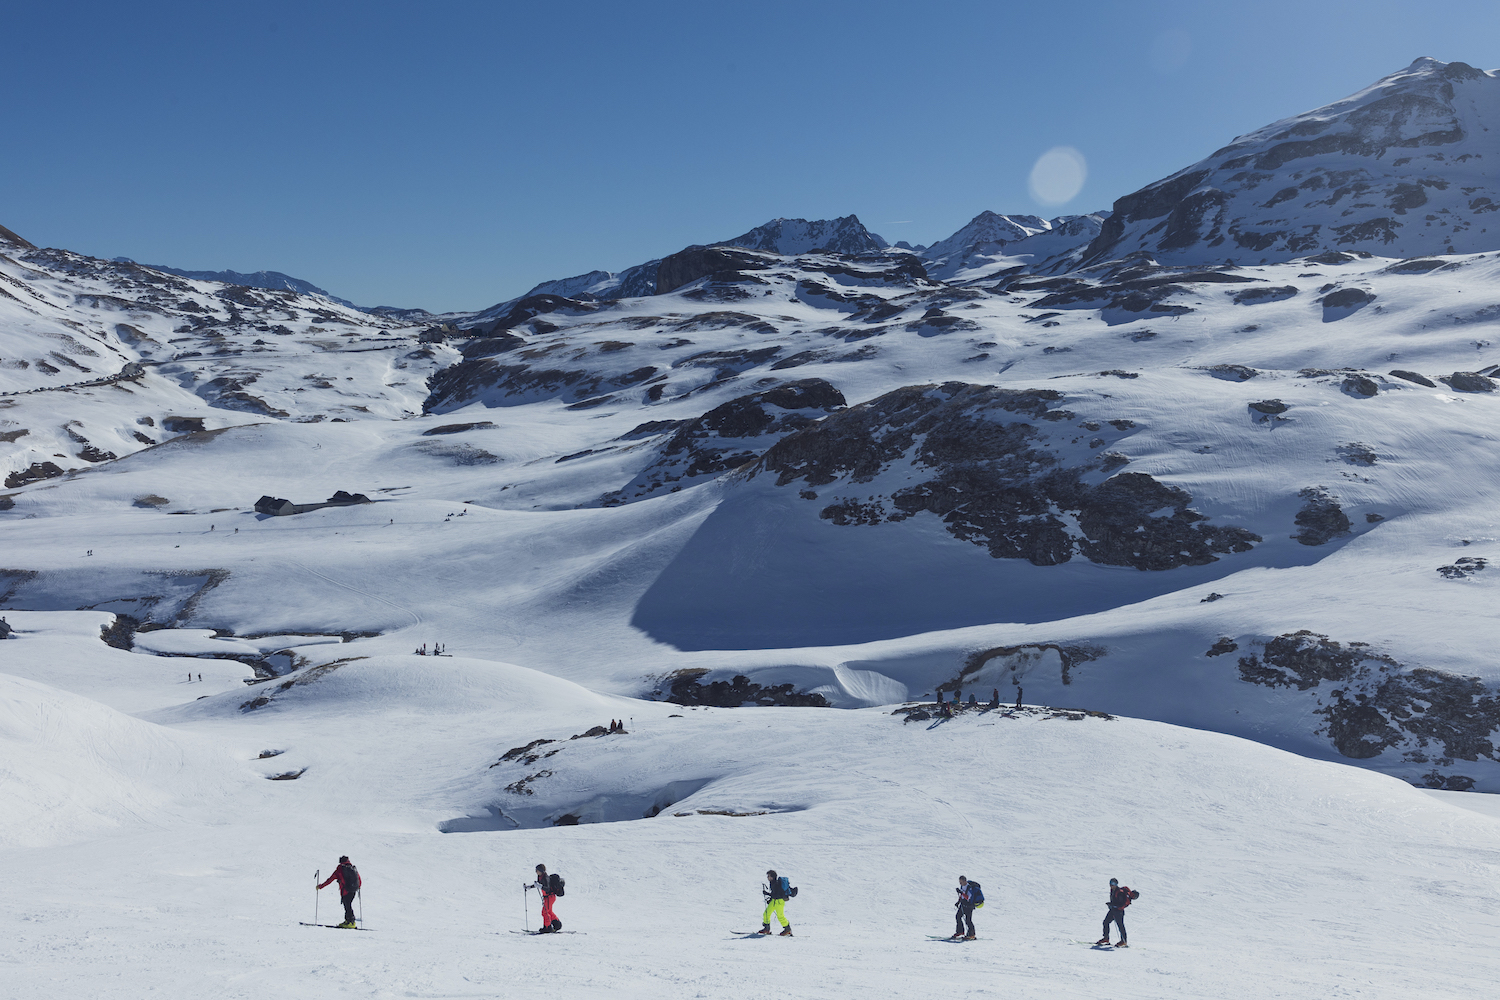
xmin=548 ymin=872 xmax=565 ymax=897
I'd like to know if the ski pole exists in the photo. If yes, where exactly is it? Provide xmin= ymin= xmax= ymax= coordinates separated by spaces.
xmin=358 ymin=886 xmax=363 ymax=926
xmin=524 ymin=884 xmax=529 ymax=932
xmin=314 ymin=870 xmax=320 ymax=925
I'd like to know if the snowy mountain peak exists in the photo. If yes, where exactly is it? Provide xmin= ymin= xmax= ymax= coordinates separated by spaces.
xmin=114 ymin=260 xmax=357 ymax=308
xmin=718 ymin=215 xmax=889 ymax=255
xmin=922 ymin=211 xmax=1052 ymax=261
xmin=1083 ymin=56 xmax=1500 ymax=266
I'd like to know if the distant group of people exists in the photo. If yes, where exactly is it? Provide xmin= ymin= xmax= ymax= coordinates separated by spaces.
xmin=413 ymin=642 xmax=445 ymax=656
xmin=607 ymin=719 xmax=626 ymax=733
xmin=935 ymin=686 xmax=1023 ymax=717
xmin=186 ymin=671 xmax=202 ymax=682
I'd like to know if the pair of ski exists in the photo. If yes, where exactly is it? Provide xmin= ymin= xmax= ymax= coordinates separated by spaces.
xmin=510 ymin=929 xmax=581 ymax=936
xmin=1073 ymin=938 xmax=1129 ymax=949
xmin=299 ymin=922 xmax=374 ymax=931
xmin=732 ymin=930 xmax=793 ymax=938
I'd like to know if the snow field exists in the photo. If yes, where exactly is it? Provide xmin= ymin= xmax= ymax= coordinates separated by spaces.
xmin=3 ymin=618 xmax=1500 ymax=998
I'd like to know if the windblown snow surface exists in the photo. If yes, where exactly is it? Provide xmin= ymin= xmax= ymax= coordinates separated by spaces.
xmin=5 ymin=58 xmax=1500 ymax=998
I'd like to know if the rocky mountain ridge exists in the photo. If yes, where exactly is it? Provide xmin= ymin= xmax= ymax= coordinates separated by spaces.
xmin=1083 ymin=57 xmax=1500 ymax=266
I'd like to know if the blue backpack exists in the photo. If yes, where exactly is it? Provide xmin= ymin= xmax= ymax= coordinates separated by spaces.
xmin=969 ymin=881 xmax=984 ymax=907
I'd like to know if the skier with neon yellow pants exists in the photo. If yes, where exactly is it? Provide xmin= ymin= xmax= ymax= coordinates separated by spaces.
xmin=759 ymin=869 xmax=796 ymax=936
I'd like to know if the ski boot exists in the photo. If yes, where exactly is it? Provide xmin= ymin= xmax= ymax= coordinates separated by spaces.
xmin=1114 ymin=941 xmax=1128 ymax=948
xmin=338 ymin=921 xmax=356 ymax=929
xmin=757 ymin=924 xmax=772 ymax=935
xmin=1095 ymin=937 xmax=1110 ymax=946
xmin=778 ymin=925 xmax=793 ymax=937
xmin=963 ymin=934 xmax=976 ymax=941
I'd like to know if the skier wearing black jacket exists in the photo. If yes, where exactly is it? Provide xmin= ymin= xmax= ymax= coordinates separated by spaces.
xmin=1096 ymin=877 xmax=1138 ymax=947
xmin=759 ymin=869 xmax=794 ymax=936
xmin=951 ymin=875 xmax=981 ymax=940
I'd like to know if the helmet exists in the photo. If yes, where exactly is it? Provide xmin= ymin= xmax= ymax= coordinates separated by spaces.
xmin=1109 ymin=878 xmax=1118 ymax=886
xmin=536 ymin=864 xmax=547 ymax=872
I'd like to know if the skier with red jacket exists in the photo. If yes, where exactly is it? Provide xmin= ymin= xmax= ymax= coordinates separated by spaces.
xmin=316 ymin=856 xmax=362 ymax=928
xmin=1096 ymin=877 xmax=1138 ymax=947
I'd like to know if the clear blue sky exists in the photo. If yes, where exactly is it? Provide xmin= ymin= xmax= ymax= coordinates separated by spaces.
xmin=5 ymin=0 xmax=1498 ymax=311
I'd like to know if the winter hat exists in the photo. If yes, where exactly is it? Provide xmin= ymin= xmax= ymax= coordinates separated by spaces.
xmin=536 ymin=864 xmax=547 ymax=872
xmin=1109 ymin=878 xmax=1118 ymax=886
xmin=339 ymin=856 xmax=350 ymax=863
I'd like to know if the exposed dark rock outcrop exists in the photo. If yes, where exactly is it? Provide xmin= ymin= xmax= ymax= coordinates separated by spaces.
xmin=1443 ymin=371 xmax=1497 ymax=392
xmin=1293 ymin=487 xmax=1351 ymax=545
xmin=658 ymin=669 xmax=829 ymax=708
xmin=656 ymin=246 xmax=774 ymax=296
xmin=1437 ymin=557 xmax=1486 ymax=580
xmin=601 ymin=379 xmax=846 ymax=504
xmin=1237 ymin=631 xmax=1500 ymax=766
xmin=5 ymin=461 xmax=66 ymax=489
xmin=754 ymin=382 xmax=1260 ymax=569
xmin=1389 ymin=369 xmax=1437 ymax=387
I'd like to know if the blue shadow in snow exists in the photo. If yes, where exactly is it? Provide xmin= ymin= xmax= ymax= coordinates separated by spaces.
xmin=631 ymin=486 xmax=1358 ymax=652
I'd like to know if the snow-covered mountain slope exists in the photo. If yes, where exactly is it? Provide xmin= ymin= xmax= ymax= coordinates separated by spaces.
xmin=3 ymin=613 xmax=1499 ymax=998
xmin=922 ymin=211 xmax=1110 ymax=282
xmin=116 ymin=259 xmax=358 ymax=309
xmin=1084 ymin=57 xmax=1500 ymax=266
xmin=6 ymin=226 xmax=1500 ymax=791
xmin=0 ymin=227 xmax=451 ymax=485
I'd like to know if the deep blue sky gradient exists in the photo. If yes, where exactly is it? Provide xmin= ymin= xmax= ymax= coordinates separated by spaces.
xmin=6 ymin=1 xmax=1498 ymax=310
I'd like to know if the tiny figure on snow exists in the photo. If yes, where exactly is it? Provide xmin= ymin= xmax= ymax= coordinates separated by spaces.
xmin=528 ymin=864 xmax=564 ymax=933
xmin=951 ymin=875 xmax=983 ymax=940
xmin=197 ymin=673 xmax=202 ymax=682
xmin=317 ymin=855 xmax=362 ymax=928
xmin=760 ymin=869 xmax=796 ymax=936
xmin=1015 ymin=686 xmax=1023 ymax=710
xmin=0 ymin=617 xmax=11 ymax=640
xmin=990 ymin=688 xmax=999 ymax=709
xmin=1096 ymin=877 xmax=1139 ymax=947
xmin=940 ymin=699 xmax=953 ymax=718
xmin=187 ymin=672 xmax=192 ymax=682
xmin=967 ymin=692 xmax=977 ymax=707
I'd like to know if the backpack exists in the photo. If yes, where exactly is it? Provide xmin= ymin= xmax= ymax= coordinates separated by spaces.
xmin=339 ymin=864 xmax=360 ymax=894
xmin=968 ymin=881 xmax=984 ymax=907
xmin=778 ymin=876 xmax=798 ymax=898
xmin=548 ymin=873 xmax=565 ymax=897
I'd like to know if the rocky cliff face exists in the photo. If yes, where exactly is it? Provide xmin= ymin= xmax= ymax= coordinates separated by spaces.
xmin=601 ymin=378 xmax=846 ymax=504
xmin=1083 ymin=58 xmax=1500 ymax=266
xmin=752 ymin=381 xmax=1261 ymax=570
xmin=717 ymin=215 xmax=888 ymax=256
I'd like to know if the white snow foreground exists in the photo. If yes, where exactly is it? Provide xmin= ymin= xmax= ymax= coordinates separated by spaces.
xmin=1 ymin=616 xmax=1498 ymax=998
